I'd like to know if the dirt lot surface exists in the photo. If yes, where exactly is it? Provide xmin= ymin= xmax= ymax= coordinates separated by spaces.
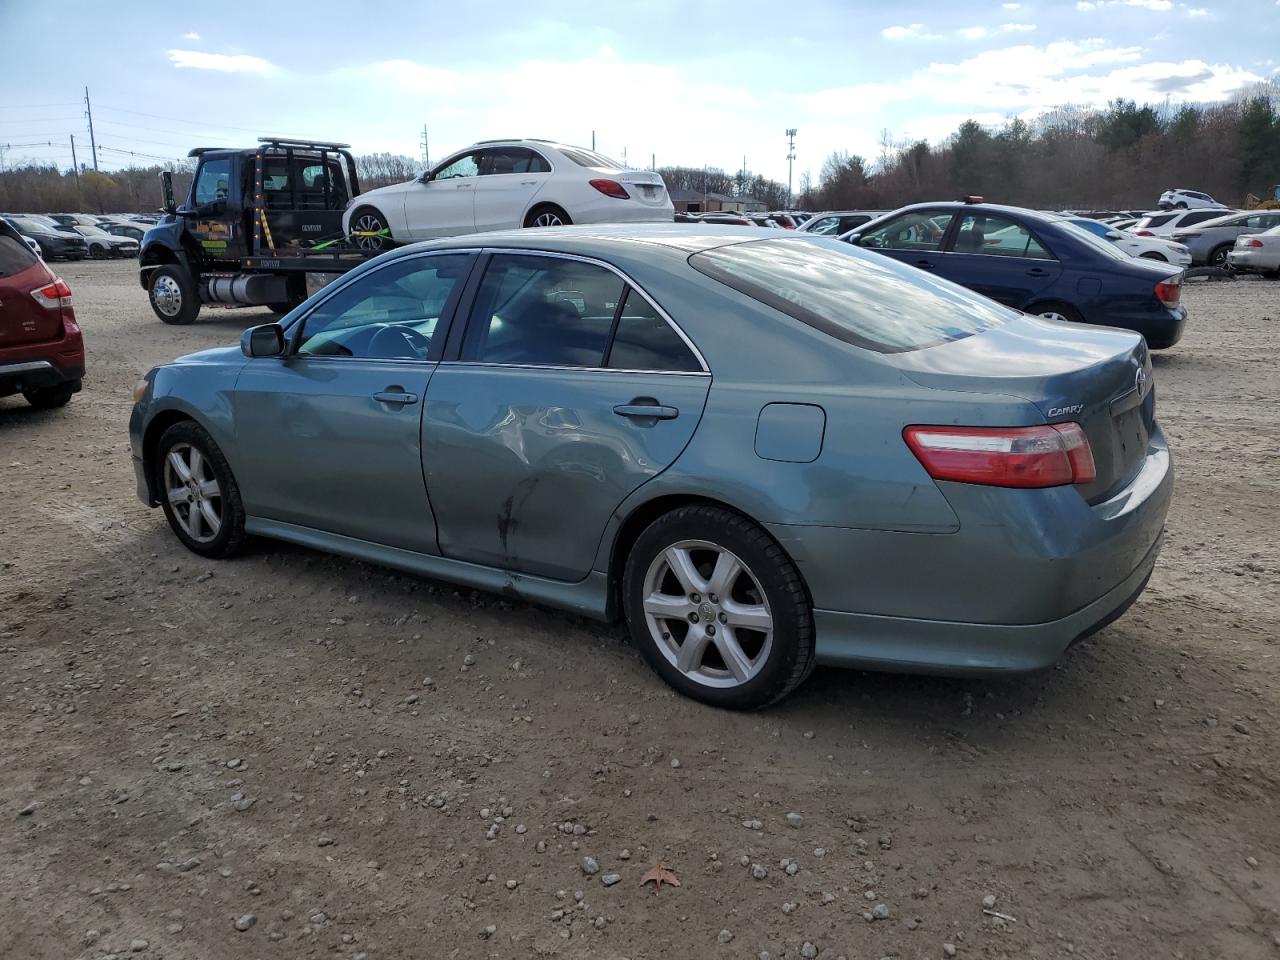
xmin=2 ymin=260 xmax=1277 ymax=960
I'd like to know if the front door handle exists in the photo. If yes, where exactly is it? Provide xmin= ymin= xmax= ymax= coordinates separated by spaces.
xmin=614 ymin=402 xmax=678 ymax=421
xmin=914 ymin=259 xmax=935 ymax=269
xmin=521 ymin=179 xmax=538 ymax=185
xmin=373 ymin=389 xmax=419 ymax=405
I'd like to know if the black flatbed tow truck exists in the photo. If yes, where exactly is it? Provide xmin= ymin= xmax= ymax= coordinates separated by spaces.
xmin=139 ymin=137 xmax=381 ymax=324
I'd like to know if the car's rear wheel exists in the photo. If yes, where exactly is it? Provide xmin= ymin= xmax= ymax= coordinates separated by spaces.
xmin=1140 ymin=252 xmax=1168 ymax=261
xmin=1208 ymin=244 xmax=1232 ymax=268
xmin=350 ymin=206 xmax=392 ymax=252
xmin=1175 ymin=201 xmax=1188 ymax=209
xmin=524 ymin=205 xmax=572 ymax=228
xmin=154 ymin=420 xmax=247 ymax=559
xmin=148 ymin=264 xmax=200 ymax=325
xmin=622 ymin=505 xmax=815 ymax=709
xmin=1032 ymin=302 xmax=1084 ymax=325
xmin=22 ymin=381 xmax=77 ymax=409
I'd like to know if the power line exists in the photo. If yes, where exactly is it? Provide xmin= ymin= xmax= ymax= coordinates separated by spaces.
xmin=96 ymin=104 xmax=265 ymax=135
xmin=0 ymin=103 xmax=82 ymax=109
xmin=0 ymin=117 xmax=84 ymax=125
xmin=93 ymin=117 xmax=240 ymax=144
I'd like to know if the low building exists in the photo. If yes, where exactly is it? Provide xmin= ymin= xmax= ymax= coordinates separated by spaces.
xmin=667 ymin=189 xmax=767 ymax=214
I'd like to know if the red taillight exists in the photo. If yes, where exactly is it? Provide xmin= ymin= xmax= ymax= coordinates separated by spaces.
xmin=1154 ymin=274 xmax=1182 ymax=308
xmin=904 ymin=423 xmax=1096 ymax=489
xmin=31 ymin=277 xmax=73 ymax=309
xmin=1133 ymin=229 xmax=1154 ymax=237
xmin=589 ymin=178 xmax=630 ymax=200
xmin=1242 ymin=238 xmax=1264 ymax=248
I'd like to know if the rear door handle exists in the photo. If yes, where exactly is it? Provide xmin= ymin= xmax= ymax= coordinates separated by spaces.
xmin=373 ymin=390 xmax=419 ymax=405
xmin=614 ymin=402 xmax=678 ymax=421
xmin=1026 ymin=268 xmax=1050 ymax=277
xmin=521 ymin=179 xmax=537 ymax=185
xmin=914 ymin=259 xmax=935 ymax=269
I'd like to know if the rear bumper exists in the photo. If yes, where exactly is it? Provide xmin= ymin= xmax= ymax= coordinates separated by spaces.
xmin=812 ymin=530 xmax=1162 ymax=674
xmin=1098 ymin=306 xmax=1185 ymax=349
xmin=1227 ymin=249 xmax=1280 ymax=272
xmin=0 ymin=358 xmax=83 ymax=396
xmin=770 ymin=428 xmax=1172 ymax=675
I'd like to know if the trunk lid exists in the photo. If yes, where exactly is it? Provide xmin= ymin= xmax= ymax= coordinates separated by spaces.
xmin=891 ymin=313 xmax=1154 ymax=502
xmin=617 ymin=170 xmax=670 ymax=207
xmin=0 ymin=236 xmax=61 ymax=348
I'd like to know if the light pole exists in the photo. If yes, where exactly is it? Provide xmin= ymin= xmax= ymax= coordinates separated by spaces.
xmin=785 ymin=128 xmax=797 ymax=207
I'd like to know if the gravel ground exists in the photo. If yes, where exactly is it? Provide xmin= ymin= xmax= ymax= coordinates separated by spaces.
xmin=2 ymin=260 xmax=1277 ymax=959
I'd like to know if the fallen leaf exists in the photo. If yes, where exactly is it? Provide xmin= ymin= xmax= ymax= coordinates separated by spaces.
xmin=639 ymin=862 xmax=680 ymax=894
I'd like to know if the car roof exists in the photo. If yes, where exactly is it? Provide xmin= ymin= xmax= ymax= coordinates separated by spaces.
xmin=883 ymin=201 xmax=1069 ymax=224
xmin=395 ymin=223 xmax=773 ymax=260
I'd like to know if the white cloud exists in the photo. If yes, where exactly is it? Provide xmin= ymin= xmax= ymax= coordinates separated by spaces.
xmin=1187 ymin=7 xmax=1209 ymax=15
xmin=1001 ymin=23 xmax=1036 ymax=33
xmin=182 ymin=31 xmax=201 ymax=41
xmin=1079 ymin=0 xmax=1173 ymax=9
xmin=881 ymin=23 xmax=941 ymax=41
xmin=957 ymin=26 xmax=990 ymax=40
xmin=167 ymin=49 xmax=274 ymax=74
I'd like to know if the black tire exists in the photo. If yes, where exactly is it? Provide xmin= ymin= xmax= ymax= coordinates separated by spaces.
xmin=267 ymin=275 xmax=308 ymax=315
xmin=22 ymin=380 xmax=77 ymax=409
xmin=89 ymin=243 xmax=107 ymax=259
xmin=1175 ymin=201 xmax=1188 ymax=209
xmin=148 ymin=264 xmax=201 ymax=325
xmin=1031 ymin=301 xmax=1084 ymax=325
xmin=153 ymin=420 xmax=247 ymax=559
xmin=524 ymin=204 xmax=572 ymax=228
xmin=622 ymin=505 xmax=815 ymax=709
xmin=349 ymin=206 xmax=393 ymax=252
xmin=1207 ymin=244 xmax=1232 ymax=268
xmin=1139 ymin=252 xmax=1167 ymax=261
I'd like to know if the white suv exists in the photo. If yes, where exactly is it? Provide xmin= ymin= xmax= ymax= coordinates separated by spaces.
xmin=343 ymin=140 xmax=674 ymax=250
xmin=1127 ymin=208 xmax=1238 ymax=238
xmin=1157 ymin=188 xmax=1228 ymax=211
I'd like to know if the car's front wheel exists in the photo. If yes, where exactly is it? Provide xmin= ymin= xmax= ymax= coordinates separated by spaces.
xmin=349 ymin=206 xmax=393 ymax=252
xmin=622 ymin=505 xmax=815 ymax=709
xmin=148 ymin=264 xmax=200 ymax=325
xmin=154 ymin=420 xmax=247 ymax=559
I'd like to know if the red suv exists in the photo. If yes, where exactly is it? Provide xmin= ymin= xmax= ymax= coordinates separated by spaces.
xmin=0 ymin=218 xmax=84 ymax=408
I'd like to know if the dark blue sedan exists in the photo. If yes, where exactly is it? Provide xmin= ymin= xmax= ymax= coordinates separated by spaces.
xmin=843 ymin=201 xmax=1187 ymax=348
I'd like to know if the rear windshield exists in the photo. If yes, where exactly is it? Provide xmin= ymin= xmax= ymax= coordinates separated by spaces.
xmin=1135 ymin=213 xmax=1175 ymax=229
xmin=689 ymin=238 xmax=1012 ymax=354
xmin=557 ymin=146 xmax=624 ymax=170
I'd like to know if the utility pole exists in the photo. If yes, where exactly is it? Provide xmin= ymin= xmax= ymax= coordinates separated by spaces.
xmin=420 ymin=124 xmax=430 ymax=168
xmin=591 ymin=130 xmax=596 ymax=151
xmin=622 ymin=146 xmax=627 ymax=168
xmin=785 ymin=128 xmax=797 ymax=207
xmin=85 ymin=87 xmax=99 ymax=171
xmin=70 ymin=135 xmax=81 ymax=191
xmin=651 ymin=152 xmax=655 ymax=172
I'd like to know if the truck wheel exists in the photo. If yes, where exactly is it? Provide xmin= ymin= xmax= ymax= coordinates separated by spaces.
xmin=350 ymin=206 xmax=392 ymax=252
xmin=148 ymin=265 xmax=200 ymax=325
xmin=268 ymin=275 xmax=308 ymax=315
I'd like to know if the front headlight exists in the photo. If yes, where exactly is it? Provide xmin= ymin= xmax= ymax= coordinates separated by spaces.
xmin=132 ymin=378 xmax=149 ymax=403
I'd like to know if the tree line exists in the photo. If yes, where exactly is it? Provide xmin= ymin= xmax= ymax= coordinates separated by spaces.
xmin=801 ymin=84 xmax=1280 ymax=213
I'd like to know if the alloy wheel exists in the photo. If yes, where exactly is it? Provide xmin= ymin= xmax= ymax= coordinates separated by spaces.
xmin=531 ymin=211 xmax=565 ymax=227
xmin=163 ymin=442 xmax=222 ymax=544
xmin=152 ymin=274 xmax=183 ymax=318
xmin=641 ymin=540 xmax=773 ymax=688
xmin=352 ymin=212 xmax=388 ymax=250
xmin=1037 ymin=310 xmax=1069 ymax=323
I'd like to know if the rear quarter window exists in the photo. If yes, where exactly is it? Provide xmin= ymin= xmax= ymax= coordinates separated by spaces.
xmin=689 ymin=238 xmax=1012 ymax=354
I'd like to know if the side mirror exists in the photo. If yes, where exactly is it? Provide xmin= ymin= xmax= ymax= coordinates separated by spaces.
xmin=419 ymin=170 xmax=434 ymax=183
xmin=1104 ymin=230 xmax=1125 ymax=240
xmin=160 ymin=171 xmax=176 ymax=215
xmin=241 ymin=323 xmax=286 ymax=358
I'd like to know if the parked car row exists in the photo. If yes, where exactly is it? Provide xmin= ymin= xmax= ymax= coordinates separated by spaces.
xmin=1 ymin=211 xmax=150 ymax=260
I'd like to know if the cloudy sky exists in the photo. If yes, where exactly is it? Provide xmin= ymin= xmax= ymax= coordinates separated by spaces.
xmin=1 ymin=0 xmax=1276 ymax=187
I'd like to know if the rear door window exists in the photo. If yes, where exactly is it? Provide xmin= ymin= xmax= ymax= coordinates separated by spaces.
xmin=0 ymin=231 xmax=38 ymax=276
xmin=606 ymin=289 xmax=701 ymax=372
xmin=689 ymin=238 xmax=1011 ymax=353
xmin=1181 ymin=211 xmax=1227 ymax=227
xmin=951 ymin=214 xmax=1054 ymax=259
xmin=859 ymin=211 xmax=954 ymax=251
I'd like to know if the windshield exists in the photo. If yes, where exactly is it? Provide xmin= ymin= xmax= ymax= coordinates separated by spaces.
xmin=12 ymin=217 xmax=50 ymax=232
xmin=689 ymin=237 xmax=1013 ymax=353
xmin=78 ymin=225 xmax=109 ymax=236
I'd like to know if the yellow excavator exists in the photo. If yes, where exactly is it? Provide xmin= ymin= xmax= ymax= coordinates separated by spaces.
xmin=1244 ymin=185 xmax=1280 ymax=210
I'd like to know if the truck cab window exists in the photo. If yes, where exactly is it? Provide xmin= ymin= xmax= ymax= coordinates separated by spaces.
xmin=194 ymin=159 xmax=232 ymax=207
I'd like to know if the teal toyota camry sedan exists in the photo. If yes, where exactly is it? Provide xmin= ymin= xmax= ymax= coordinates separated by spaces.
xmin=129 ymin=225 xmax=1172 ymax=709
